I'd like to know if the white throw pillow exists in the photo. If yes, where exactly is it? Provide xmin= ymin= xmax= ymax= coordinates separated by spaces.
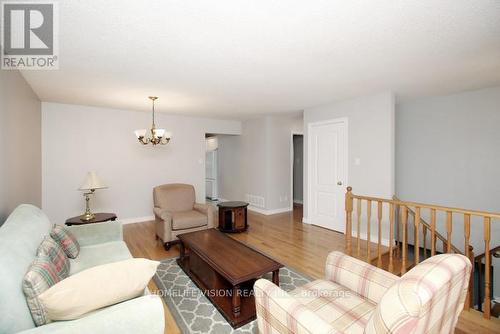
xmin=38 ymin=258 xmax=160 ymax=320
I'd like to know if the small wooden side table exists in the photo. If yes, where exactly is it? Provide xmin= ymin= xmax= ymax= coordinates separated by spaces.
xmin=65 ymin=213 xmax=117 ymax=226
xmin=217 ymin=201 xmax=249 ymax=233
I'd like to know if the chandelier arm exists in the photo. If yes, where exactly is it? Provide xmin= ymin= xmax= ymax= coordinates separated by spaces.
xmin=152 ymin=98 xmax=156 ymax=128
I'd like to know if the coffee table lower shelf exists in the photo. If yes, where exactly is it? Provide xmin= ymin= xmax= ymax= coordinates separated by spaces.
xmin=177 ymin=254 xmax=259 ymax=328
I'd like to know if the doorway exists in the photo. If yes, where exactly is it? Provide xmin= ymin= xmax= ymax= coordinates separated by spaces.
xmin=291 ymin=133 xmax=304 ymax=221
xmin=307 ymin=118 xmax=348 ymax=232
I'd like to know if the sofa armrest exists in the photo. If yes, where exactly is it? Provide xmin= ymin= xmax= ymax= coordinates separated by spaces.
xmin=325 ymin=251 xmax=399 ymax=304
xmin=18 ymin=295 xmax=164 ymax=334
xmin=66 ymin=221 xmax=123 ymax=247
xmin=193 ymin=203 xmax=215 ymax=228
xmin=254 ymin=279 xmax=337 ymax=334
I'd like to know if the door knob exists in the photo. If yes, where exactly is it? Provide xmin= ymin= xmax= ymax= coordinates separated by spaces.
xmin=337 ymin=181 xmax=343 ymax=186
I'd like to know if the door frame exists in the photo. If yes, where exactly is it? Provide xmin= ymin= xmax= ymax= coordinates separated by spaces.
xmin=306 ymin=117 xmax=349 ymax=230
xmin=290 ymin=131 xmax=304 ymax=211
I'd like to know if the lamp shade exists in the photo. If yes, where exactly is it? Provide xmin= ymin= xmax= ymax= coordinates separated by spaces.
xmin=134 ymin=129 xmax=147 ymax=138
xmin=79 ymin=172 xmax=107 ymax=191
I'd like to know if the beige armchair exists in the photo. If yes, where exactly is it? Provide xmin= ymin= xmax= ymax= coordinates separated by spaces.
xmin=153 ymin=183 xmax=215 ymax=250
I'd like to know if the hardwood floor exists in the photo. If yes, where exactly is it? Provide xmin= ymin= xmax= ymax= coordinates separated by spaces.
xmin=123 ymin=207 xmax=500 ymax=334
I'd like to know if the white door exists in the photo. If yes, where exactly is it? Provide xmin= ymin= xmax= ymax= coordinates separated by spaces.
xmin=308 ymin=118 xmax=347 ymax=232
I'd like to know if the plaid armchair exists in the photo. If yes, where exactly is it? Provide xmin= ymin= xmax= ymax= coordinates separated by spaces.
xmin=255 ymin=251 xmax=471 ymax=334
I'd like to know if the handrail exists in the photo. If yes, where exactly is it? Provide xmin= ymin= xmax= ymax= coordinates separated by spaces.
xmin=350 ymin=193 xmax=500 ymax=219
xmin=475 ymin=245 xmax=500 ymax=262
xmin=394 ymin=196 xmax=464 ymax=255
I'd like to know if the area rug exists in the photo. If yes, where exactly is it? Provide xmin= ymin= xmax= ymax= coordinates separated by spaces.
xmin=153 ymin=257 xmax=312 ymax=334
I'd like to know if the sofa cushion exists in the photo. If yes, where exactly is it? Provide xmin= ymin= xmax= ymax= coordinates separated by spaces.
xmin=39 ymin=259 xmax=160 ymax=321
xmin=172 ymin=210 xmax=208 ymax=230
xmin=69 ymin=241 xmax=132 ymax=275
xmin=22 ymin=257 xmax=63 ymax=326
xmin=37 ymin=236 xmax=70 ymax=279
xmin=290 ymin=279 xmax=376 ymax=334
xmin=50 ymin=224 xmax=80 ymax=259
xmin=0 ymin=204 xmax=53 ymax=333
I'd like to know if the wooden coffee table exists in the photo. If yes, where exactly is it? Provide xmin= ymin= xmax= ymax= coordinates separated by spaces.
xmin=177 ymin=229 xmax=283 ymax=328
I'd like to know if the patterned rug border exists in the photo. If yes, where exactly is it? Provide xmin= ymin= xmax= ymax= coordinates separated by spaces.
xmin=153 ymin=253 xmax=313 ymax=333
xmin=153 ymin=256 xmax=192 ymax=334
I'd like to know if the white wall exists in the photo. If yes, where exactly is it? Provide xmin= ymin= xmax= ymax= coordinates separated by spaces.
xmin=396 ymin=85 xmax=500 ymax=299
xmin=42 ymin=102 xmax=241 ymax=224
xmin=218 ymin=114 xmax=303 ymax=213
xmin=303 ymin=92 xmax=395 ymax=238
xmin=0 ymin=70 xmax=42 ymax=223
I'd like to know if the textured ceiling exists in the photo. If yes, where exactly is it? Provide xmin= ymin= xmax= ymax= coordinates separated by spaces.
xmin=21 ymin=0 xmax=500 ymax=119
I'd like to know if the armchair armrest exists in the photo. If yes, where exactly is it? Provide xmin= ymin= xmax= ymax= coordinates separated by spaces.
xmin=193 ymin=203 xmax=215 ymax=228
xmin=254 ymin=279 xmax=337 ymax=334
xmin=18 ymin=295 xmax=164 ymax=334
xmin=66 ymin=221 xmax=123 ymax=247
xmin=325 ymin=251 xmax=398 ymax=304
xmin=153 ymin=207 xmax=172 ymax=223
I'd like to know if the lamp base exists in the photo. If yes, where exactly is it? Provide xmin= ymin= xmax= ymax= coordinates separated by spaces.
xmin=80 ymin=212 xmax=95 ymax=221
xmin=81 ymin=190 xmax=96 ymax=221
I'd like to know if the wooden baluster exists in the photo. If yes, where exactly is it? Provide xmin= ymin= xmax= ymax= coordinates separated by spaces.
xmin=446 ymin=211 xmax=452 ymax=253
xmin=401 ymin=206 xmax=408 ymax=274
xmin=395 ymin=204 xmax=401 ymax=258
xmin=483 ymin=217 xmax=491 ymax=319
xmin=415 ymin=207 xmax=421 ymax=264
xmin=477 ymin=256 xmax=483 ymax=312
xmin=431 ymin=209 xmax=436 ymax=256
xmin=464 ymin=214 xmax=472 ymax=310
xmin=389 ymin=203 xmax=394 ymax=272
xmin=468 ymin=247 xmax=474 ymax=310
xmin=366 ymin=200 xmax=372 ymax=262
xmin=345 ymin=187 xmax=353 ymax=255
xmin=422 ymin=225 xmax=427 ymax=260
xmin=377 ymin=201 xmax=382 ymax=267
xmin=357 ymin=199 xmax=362 ymax=257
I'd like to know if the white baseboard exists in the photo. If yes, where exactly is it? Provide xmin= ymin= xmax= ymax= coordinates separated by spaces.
xmin=293 ymin=200 xmax=303 ymax=204
xmin=302 ymin=217 xmax=308 ymax=223
xmin=247 ymin=206 xmax=291 ymax=216
xmin=119 ymin=215 xmax=154 ymax=225
xmin=350 ymin=230 xmax=391 ymax=247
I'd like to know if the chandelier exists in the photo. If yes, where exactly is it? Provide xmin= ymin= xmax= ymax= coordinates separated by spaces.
xmin=134 ymin=96 xmax=172 ymax=145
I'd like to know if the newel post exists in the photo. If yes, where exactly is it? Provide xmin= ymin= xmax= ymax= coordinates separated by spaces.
xmin=345 ymin=187 xmax=353 ymax=255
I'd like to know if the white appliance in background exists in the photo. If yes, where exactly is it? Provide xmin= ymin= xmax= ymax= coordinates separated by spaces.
xmin=205 ymin=149 xmax=218 ymax=200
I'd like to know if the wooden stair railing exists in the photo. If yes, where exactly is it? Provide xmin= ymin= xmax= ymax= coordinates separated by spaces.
xmin=344 ymin=187 xmax=500 ymax=320
xmin=393 ymin=197 xmax=475 ymax=310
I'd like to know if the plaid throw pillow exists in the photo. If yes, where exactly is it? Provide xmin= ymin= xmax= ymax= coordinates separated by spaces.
xmin=50 ymin=224 xmax=80 ymax=259
xmin=37 ymin=236 xmax=70 ymax=279
xmin=23 ymin=257 xmax=62 ymax=326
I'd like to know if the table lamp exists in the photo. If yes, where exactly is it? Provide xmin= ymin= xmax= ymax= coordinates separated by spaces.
xmin=79 ymin=172 xmax=107 ymax=221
